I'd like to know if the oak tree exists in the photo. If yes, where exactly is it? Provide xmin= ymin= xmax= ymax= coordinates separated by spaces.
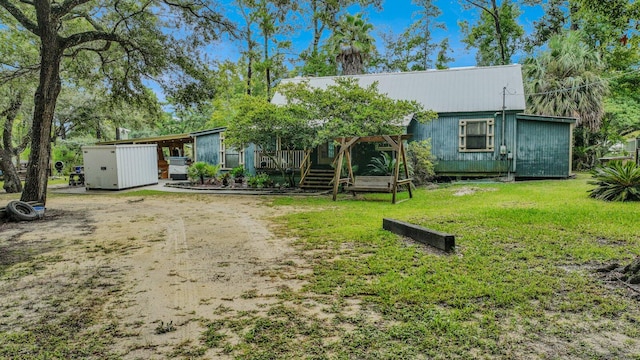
xmin=0 ymin=0 xmax=232 ymax=203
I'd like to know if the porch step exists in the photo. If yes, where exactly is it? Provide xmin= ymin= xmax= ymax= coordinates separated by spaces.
xmin=300 ymin=169 xmax=335 ymax=190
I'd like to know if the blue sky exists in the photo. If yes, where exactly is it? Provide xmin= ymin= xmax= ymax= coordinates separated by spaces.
xmin=348 ymin=0 xmax=544 ymax=66
xmin=160 ymin=1 xmax=544 ymax=104
xmin=210 ymin=0 xmax=544 ymax=69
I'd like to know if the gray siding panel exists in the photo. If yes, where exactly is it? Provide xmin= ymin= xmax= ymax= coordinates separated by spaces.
xmin=195 ymin=133 xmax=220 ymax=165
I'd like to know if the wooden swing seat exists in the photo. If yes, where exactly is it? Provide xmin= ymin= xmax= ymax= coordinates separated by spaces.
xmin=345 ymin=176 xmax=412 ymax=193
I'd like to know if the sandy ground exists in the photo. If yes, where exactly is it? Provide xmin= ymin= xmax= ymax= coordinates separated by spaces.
xmin=0 ymin=192 xmax=305 ymax=359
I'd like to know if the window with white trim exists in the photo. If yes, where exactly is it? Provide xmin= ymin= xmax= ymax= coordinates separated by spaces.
xmin=219 ymin=132 xmax=244 ymax=169
xmin=459 ymin=119 xmax=494 ymax=152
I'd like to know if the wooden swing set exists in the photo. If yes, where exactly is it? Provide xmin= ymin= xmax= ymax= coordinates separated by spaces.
xmin=331 ymin=134 xmax=413 ymax=204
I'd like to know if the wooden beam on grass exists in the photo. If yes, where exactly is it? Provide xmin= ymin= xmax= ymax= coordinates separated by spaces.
xmin=383 ymin=218 xmax=455 ymax=252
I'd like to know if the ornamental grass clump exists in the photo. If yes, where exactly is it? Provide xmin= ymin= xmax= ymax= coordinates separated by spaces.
xmin=188 ymin=162 xmax=220 ymax=185
xmin=588 ymin=161 xmax=640 ymax=201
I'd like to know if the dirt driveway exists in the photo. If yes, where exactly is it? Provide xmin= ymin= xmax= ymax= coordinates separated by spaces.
xmin=0 ymin=193 xmax=304 ymax=359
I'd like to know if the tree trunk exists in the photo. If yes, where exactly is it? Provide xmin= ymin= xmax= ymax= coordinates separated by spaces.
xmin=312 ymin=0 xmax=320 ymax=54
xmin=247 ymin=56 xmax=253 ymax=96
xmin=21 ymin=6 xmax=63 ymax=205
xmin=265 ymin=32 xmax=271 ymax=101
xmin=1 ymin=92 xmax=25 ymax=193
xmin=490 ymin=0 xmax=507 ymax=65
xmin=0 ymin=150 xmax=22 ymax=193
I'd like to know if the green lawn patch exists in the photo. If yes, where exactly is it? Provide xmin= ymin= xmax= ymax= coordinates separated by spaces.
xmin=206 ymin=175 xmax=640 ymax=359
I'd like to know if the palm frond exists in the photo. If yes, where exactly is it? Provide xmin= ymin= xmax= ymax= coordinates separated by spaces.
xmin=588 ymin=161 xmax=640 ymax=201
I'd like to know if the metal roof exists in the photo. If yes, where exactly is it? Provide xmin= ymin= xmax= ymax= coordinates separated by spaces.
xmin=190 ymin=127 xmax=227 ymax=137
xmin=97 ymin=133 xmax=193 ymax=147
xmin=516 ymin=113 xmax=577 ymax=124
xmin=272 ymin=64 xmax=526 ymax=113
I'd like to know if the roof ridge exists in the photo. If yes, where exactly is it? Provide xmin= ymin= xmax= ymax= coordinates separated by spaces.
xmin=287 ymin=64 xmax=522 ymax=82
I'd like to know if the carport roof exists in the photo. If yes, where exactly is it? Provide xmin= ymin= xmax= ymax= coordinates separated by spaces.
xmin=97 ymin=133 xmax=193 ymax=148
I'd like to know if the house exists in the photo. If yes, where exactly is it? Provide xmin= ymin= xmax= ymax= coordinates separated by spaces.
xmin=272 ymin=64 xmax=576 ymax=180
xmin=99 ymin=65 xmax=575 ymax=183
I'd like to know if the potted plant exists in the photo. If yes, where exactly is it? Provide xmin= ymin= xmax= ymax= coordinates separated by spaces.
xmin=221 ymin=172 xmax=231 ymax=186
xmin=231 ymin=166 xmax=246 ymax=184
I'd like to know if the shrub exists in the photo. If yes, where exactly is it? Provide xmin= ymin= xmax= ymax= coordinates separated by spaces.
xmin=188 ymin=162 xmax=220 ymax=185
xmin=588 ymin=161 xmax=640 ymax=201
xmin=248 ymin=172 xmax=273 ymax=188
xmin=230 ymin=166 xmax=246 ymax=179
xmin=53 ymin=137 xmax=96 ymax=174
xmin=407 ymin=140 xmax=436 ymax=185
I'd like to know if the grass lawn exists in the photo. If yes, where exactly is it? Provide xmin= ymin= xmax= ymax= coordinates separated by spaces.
xmin=204 ymin=174 xmax=640 ymax=359
xmin=1 ymin=174 xmax=638 ymax=359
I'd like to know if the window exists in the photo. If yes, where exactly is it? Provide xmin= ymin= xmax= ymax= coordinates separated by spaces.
xmin=459 ymin=119 xmax=494 ymax=152
xmin=219 ymin=132 xmax=244 ymax=169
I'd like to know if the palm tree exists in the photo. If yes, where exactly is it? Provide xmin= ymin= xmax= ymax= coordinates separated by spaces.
xmin=328 ymin=13 xmax=375 ymax=75
xmin=523 ymin=32 xmax=608 ymax=132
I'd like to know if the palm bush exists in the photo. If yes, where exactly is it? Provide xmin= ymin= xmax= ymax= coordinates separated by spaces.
xmin=366 ymin=152 xmax=396 ymax=176
xmin=188 ymin=162 xmax=220 ymax=185
xmin=366 ymin=151 xmax=410 ymax=177
xmin=588 ymin=161 xmax=640 ymax=201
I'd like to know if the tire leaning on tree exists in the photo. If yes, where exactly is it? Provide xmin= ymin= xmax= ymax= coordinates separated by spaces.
xmin=6 ymin=201 xmax=39 ymax=222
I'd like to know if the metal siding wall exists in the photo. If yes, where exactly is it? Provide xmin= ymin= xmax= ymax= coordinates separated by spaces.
xmin=116 ymin=145 xmax=158 ymax=189
xmin=516 ymin=120 xmax=570 ymax=177
xmin=409 ymin=112 xmax=517 ymax=175
xmin=82 ymin=146 xmax=118 ymax=189
xmin=83 ymin=145 xmax=157 ymax=189
xmin=194 ymin=133 xmax=220 ymax=165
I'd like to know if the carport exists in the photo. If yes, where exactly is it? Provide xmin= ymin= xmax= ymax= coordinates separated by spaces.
xmin=98 ymin=133 xmax=194 ymax=179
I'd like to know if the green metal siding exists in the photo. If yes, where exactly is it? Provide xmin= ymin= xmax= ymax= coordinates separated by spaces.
xmin=515 ymin=119 xmax=571 ymax=178
xmin=408 ymin=112 xmax=518 ymax=175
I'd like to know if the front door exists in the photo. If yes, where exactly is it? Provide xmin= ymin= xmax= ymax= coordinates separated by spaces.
xmin=317 ymin=142 xmax=334 ymax=165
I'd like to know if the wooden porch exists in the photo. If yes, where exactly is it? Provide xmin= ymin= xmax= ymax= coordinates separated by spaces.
xmin=253 ymin=149 xmax=335 ymax=190
xmin=254 ymin=149 xmax=305 ymax=170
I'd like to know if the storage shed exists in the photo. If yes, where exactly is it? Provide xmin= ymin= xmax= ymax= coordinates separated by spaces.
xmin=82 ymin=144 xmax=158 ymax=190
xmin=514 ymin=114 xmax=576 ymax=178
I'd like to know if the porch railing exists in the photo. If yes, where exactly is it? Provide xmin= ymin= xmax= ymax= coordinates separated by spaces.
xmin=254 ymin=150 xmax=306 ymax=170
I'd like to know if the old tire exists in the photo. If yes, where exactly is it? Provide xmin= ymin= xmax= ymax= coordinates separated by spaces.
xmin=6 ymin=201 xmax=38 ymax=222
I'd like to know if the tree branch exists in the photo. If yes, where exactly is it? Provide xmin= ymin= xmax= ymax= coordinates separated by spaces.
xmin=16 ymin=128 xmax=32 ymax=154
xmin=61 ymin=30 xmax=131 ymax=50
xmin=0 ymin=0 xmax=40 ymax=35
xmin=52 ymin=0 xmax=93 ymax=19
xmin=163 ymin=0 xmax=236 ymax=37
xmin=463 ymin=0 xmax=492 ymax=14
xmin=63 ymin=41 xmax=112 ymax=58
xmin=113 ymin=0 xmax=151 ymax=33
xmin=0 ymin=64 xmax=41 ymax=82
xmin=62 ymin=11 xmax=106 ymax=32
